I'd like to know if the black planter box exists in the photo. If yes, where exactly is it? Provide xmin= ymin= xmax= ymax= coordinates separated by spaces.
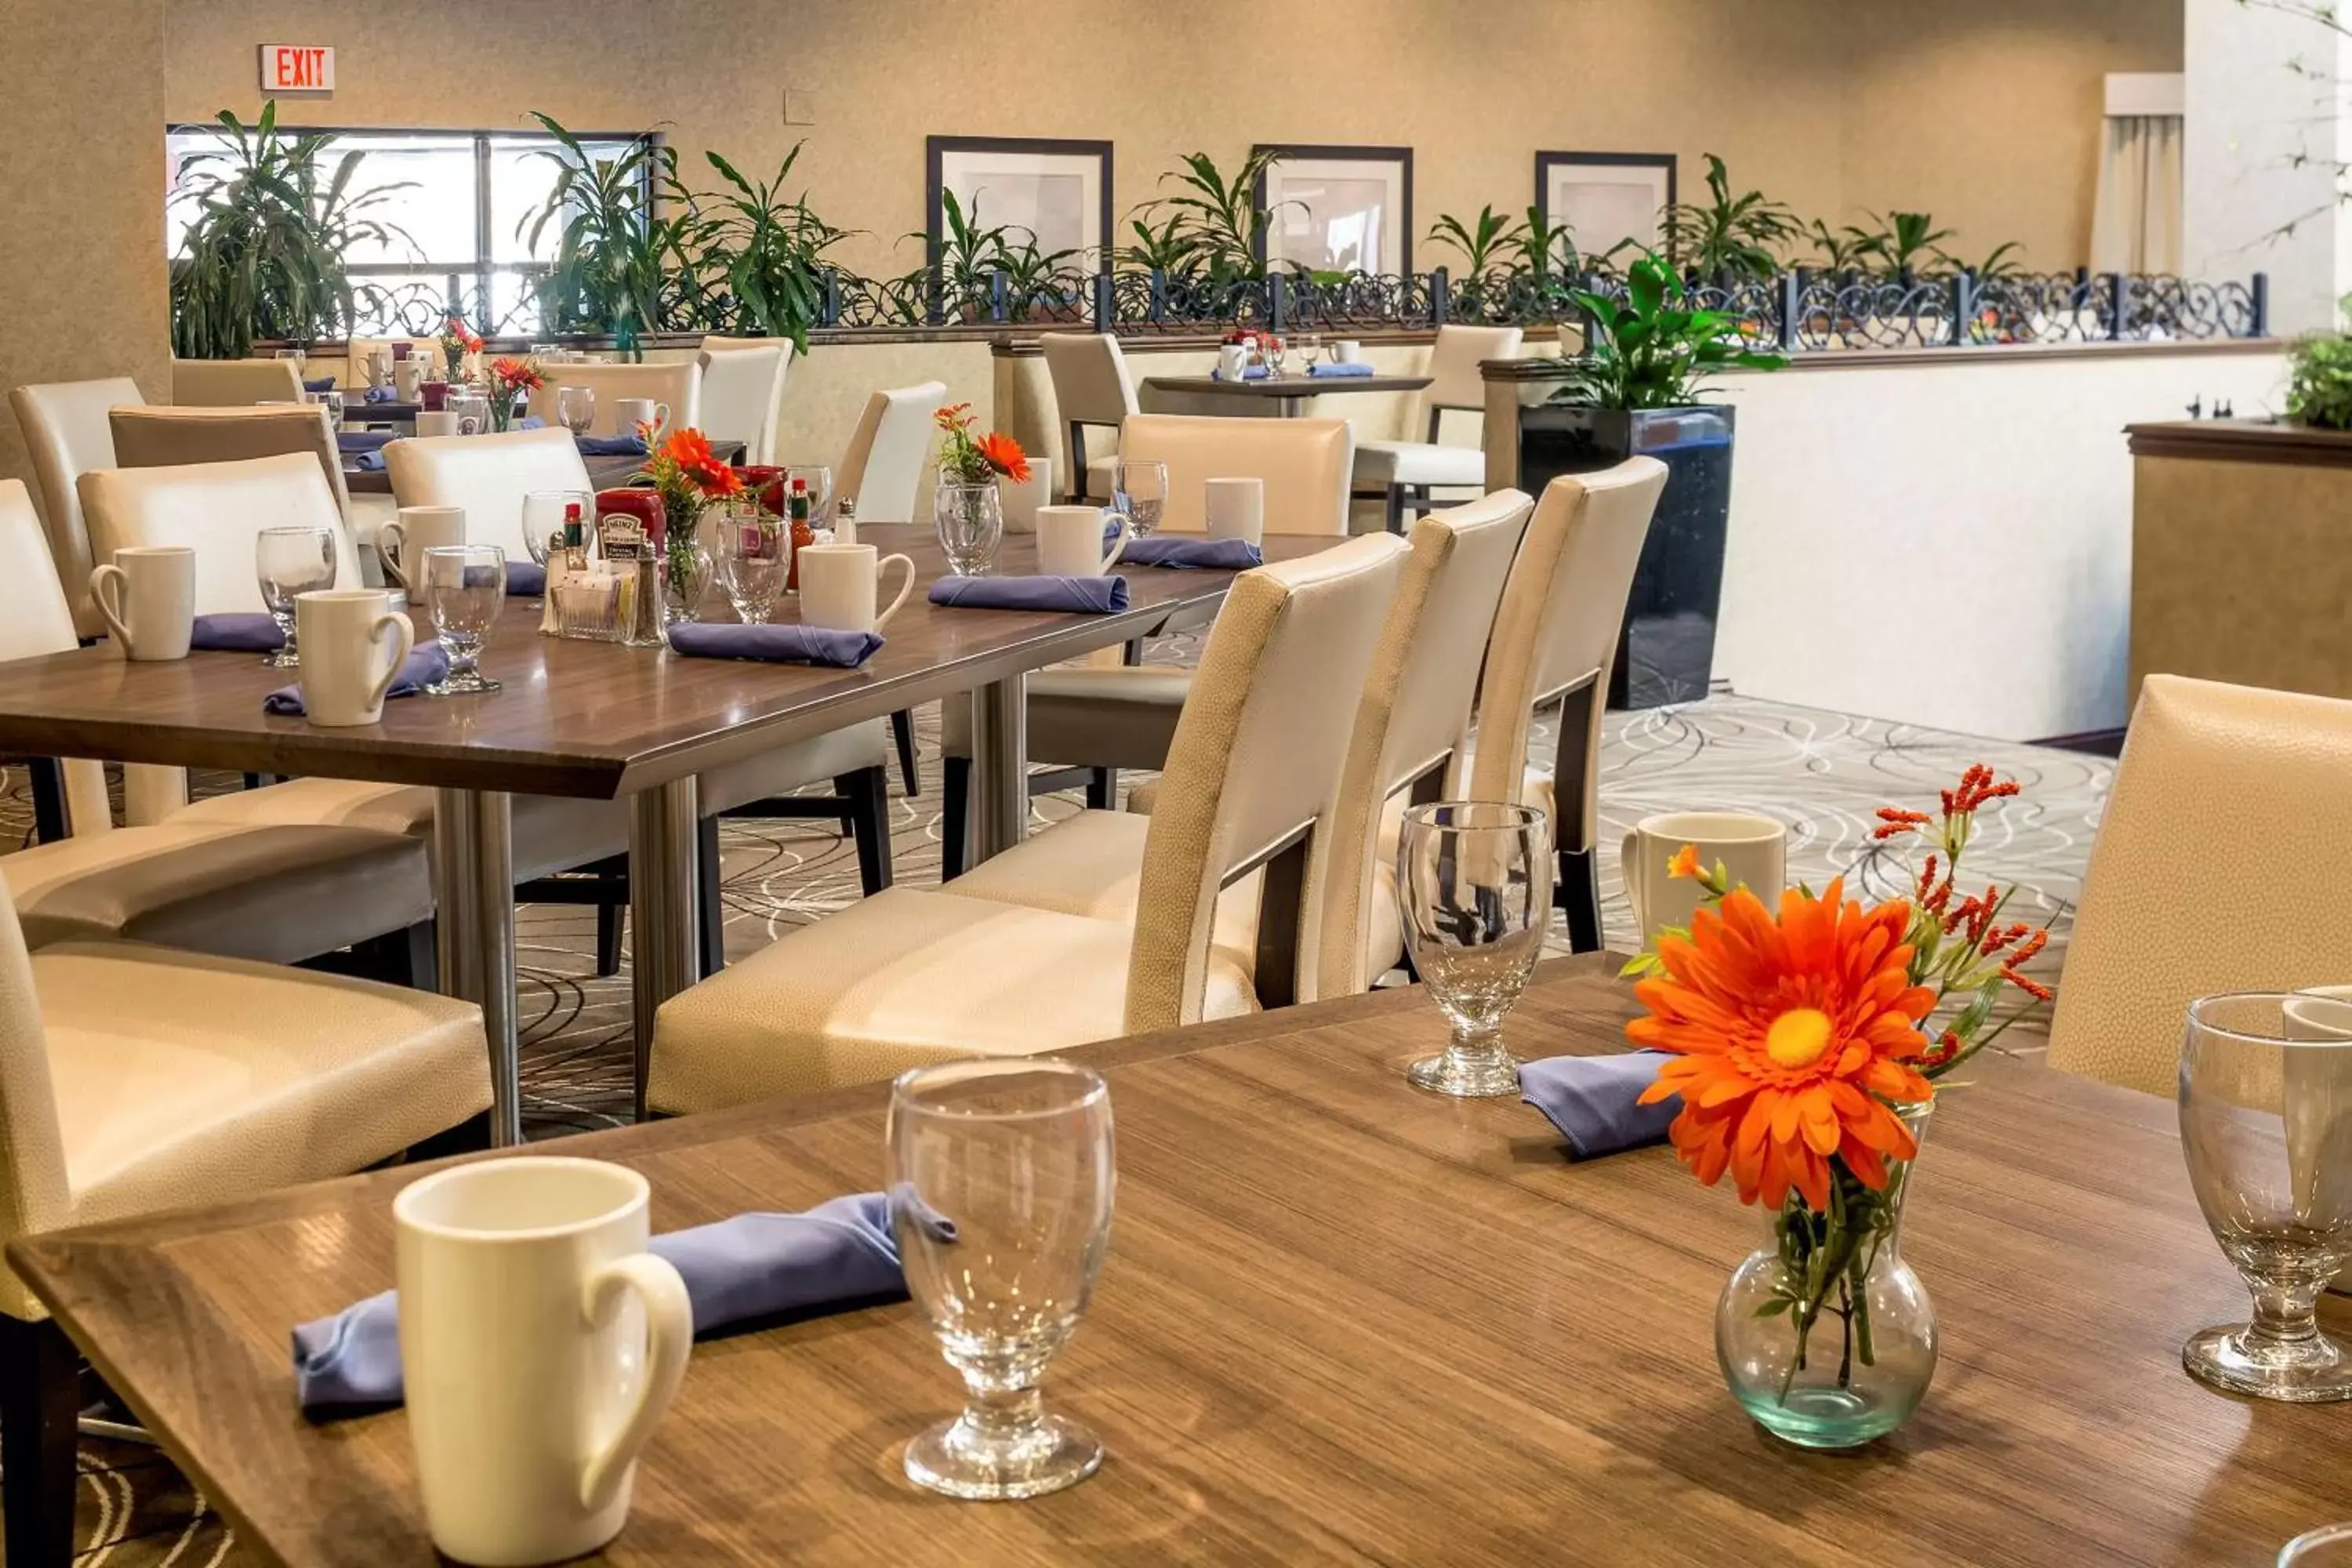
xmin=1515 ymin=404 xmax=1737 ymax=709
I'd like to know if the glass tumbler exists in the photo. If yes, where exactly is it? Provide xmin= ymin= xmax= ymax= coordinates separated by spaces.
xmin=1396 ymin=801 xmax=1555 ymax=1097
xmin=1111 ymin=459 xmax=1168 ymax=539
xmin=2181 ymin=992 xmax=2352 ymax=1402
xmin=556 ymin=386 xmax=597 ymax=439
xmin=716 ymin=500 xmax=785 ymax=623
xmin=420 ymin=544 xmax=505 ymax=695
xmin=889 ymin=1058 xmax=1114 ymax=1501
xmin=255 ymin=524 xmax=339 ymax=668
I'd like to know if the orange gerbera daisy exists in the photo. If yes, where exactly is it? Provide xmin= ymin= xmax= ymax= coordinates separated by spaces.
xmin=977 ymin=431 xmax=1031 ymax=484
xmin=1631 ymin=878 xmax=1934 ymax=1210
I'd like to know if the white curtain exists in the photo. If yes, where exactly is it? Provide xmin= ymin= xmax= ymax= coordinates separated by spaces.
xmin=2091 ymin=114 xmax=2183 ymax=274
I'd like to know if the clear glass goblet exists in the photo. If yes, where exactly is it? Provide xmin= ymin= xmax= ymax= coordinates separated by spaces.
xmin=889 ymin=1058 xmax=1114 ymax=1501
xmin=521 ymin=489 xmax=593 ymax=569
xmin=1296 ymin=331 xmax=1324 ymax=372
xmin=1397 ymin=801 xmax=1555 ymax=1097
xmin=1111 ymin=459 xmax=1168 ymax=539
xmin=932 ymin=482 xmax=1004 ymax=576
xmin=716 ymin=500 xmax=785 ymax=623
xmin=556 ymin=386 xmax=597 ymax=439
xmin=420 ymin=544 xmax=505 ymax=695
xmin=2181 ymin=992 xmax=2352 ymax=1402
xmin=255 ymin=524 xmax=338 ymax=668
xmin=1264 ymin=332 xmax=1289 ymax=379
xmin=2283 ymin=1523 xmax=2352 ymax=1566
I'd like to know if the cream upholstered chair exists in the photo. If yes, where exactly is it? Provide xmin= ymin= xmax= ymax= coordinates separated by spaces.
xmin=1041 ymin=332 xmax=1139 ymax=503
xmin=648 ymin=532 xmax=1410 ymax=1112
xmin=109 ymin=403 xmax=361 ymax=561
xmin=170 ymin=357 xmax=305 ymax=407
xmin=0 ymin=875 xmax=491 ymax=1563
xmin=1353 ymin=325 xmax=1523 ymax=533
xmin=1119 ymin=413 xmax=1355 ymax=535
xmin=948 ymin=491 xmax=1536 ymax=994
xmin=8 ymin=376 xmax=143 ymax=640
xmin=81 ymin=451 xmax=362 ymax=617
xmin=835 ymin=381 xmax=947 ymax=522
xmin=383 ymin=426 xmax=596 ymax=563
xmin=2049 ymin=676 xmax=2352 ymax=1098
xmin=0 ymin=481 xmax=112 ymax=840
xmin=543 ymin=360 xmax=702 ymax=440
xmin=697 ymin=338 xmax=793 ymax=465
xmin=1465 ymin=459 xmax=1670 ymax=951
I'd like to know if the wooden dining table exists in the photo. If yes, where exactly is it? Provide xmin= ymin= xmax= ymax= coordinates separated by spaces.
xmin=16 ymin=955 xmax=2352 ymax=1565
xmin=0 ymin=527 xmax=1329 ymax=1145
xmin=1141 ymin=371 xmax=1432 ymax=417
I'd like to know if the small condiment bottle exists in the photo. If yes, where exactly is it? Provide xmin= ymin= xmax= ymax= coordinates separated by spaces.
xmin=833 ymin=495 xmax=858 ymax=547
xmin=785 ymin=476 xmax=815 ymax=591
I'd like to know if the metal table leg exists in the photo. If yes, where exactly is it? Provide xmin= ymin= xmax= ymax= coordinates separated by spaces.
xmin=970 ymin=676 xmax=1028 ymax=864
xmin=433 ymin=788 xmax=519 ymax=1146
xmin=629 ymin=778 xmax=701 ymax=1120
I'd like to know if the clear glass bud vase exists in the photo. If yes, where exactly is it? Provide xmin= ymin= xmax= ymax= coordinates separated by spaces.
xmin=934 ymin=481 xmax=1003 ymax=575
xmin=1715 ymin=1101 xmax=1937 ymax=1449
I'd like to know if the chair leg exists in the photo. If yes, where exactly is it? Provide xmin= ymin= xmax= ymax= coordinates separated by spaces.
xmin=837 ymin=765 xmax=895 ymax=897
xmin=1558 ymin=847 xmax=1602 ymax=953
xmin=594 ymin=900 xmax=624 ymax=978
xmin=1385 ymin=485 xmax=1405 ymax=535
xmin=1122 ymin=638 xmax=1144 ymax=666
xmin=890 ymin=709 xmax=920 ymax=797
xmin=24 ymin=760 xmax=66 ymax=845
xmin=1085 ymin=768 xmax=1117 ymax=811
xmin=0 ymin=1315 xmax=81 ymax=1568
xmin=698 ymin=813 xmax=726 ymax=978
xmin=940 ymin=756 xmax=971 ymax=882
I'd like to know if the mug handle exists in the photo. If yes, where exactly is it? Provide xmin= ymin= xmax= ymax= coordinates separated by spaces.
xmin=1620 ymin=831 xmax=1646 ymax=937
xmin=378 ymin=522 xmax=408 ymax=587
xmin=365 ymin=612 xmax=416 ymax=711
xmin=89 ymin=565 xmax=133 ymax=652
xmin=1100 ymin=512 xmax=1133 ymax=572
xmin=651 ymin=401 xmax=672 ymax=439
xmin=575 ymin=1253 xmax=693 ymax=1513
xmin=457 ymin=414 xmax=483 ymax=436
xmin=873 ymin=554 xmax=917 ymax=629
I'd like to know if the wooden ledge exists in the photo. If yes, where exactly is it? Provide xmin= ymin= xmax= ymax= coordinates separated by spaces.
xmin=2126 ymin=418 xmax=2352 ymax=466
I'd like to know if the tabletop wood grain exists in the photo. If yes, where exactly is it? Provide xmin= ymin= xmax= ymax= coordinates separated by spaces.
xmin=16 ymin=956 xmax=2348 ymax=1566
xmin=0 ymin=528 xmax=1323 ymax=799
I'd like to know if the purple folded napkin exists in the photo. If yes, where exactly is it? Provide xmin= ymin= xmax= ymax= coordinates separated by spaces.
xmin=666 ymin=622 xmax=884 ymax=667
xmin=518 ymin=414 xmax=547 ymax=430
xmin=363 ymin=385 xmax=398 ymax=404
xmin=576 ymin=433 xmax=649 ymax=456
xmin=1519 ymin=1050 xmax=1679 ymax=1159
xmin=1308 ymin=361 xmax=1376 ymax=378
xmin=302 ymin=375 xmax=338 ymax=393
xmin=291 ymin=1192 xmax=907 ymax=1417
xmin=336 ymin=430 xmax=396 ymax=454
xmin=262 ymin=644 xmax=449 ymax=716
xmin=505 ymin=561 xmax=546 ymax=597
xmin=1210 ymin=365 xmax=1270 ymax=382
xmin=1121 ymin=536 xmax=1263 ymax=570
xmin=190 ymin=612 xmax=285 ymax=652
xmin=928 ymin=575 xmax=1131 ymax=613
xmin=350 ymin=449 xmax=387 ymax=473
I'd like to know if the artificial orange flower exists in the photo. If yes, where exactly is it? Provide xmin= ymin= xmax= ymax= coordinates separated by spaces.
xmin=977 ymin=431 xmax=1031 ymax=484
xmin=488 ymin=356 xmax=542 ymax=392
xmin=1631 ymin=879 xmax=1935 ymax=1210
xmin=1666 ymin=843 xmax=1702 ymax=880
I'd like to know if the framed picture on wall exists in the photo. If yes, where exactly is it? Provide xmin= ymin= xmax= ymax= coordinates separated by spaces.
xmin=1253 ymin=144 xmax=1413 ymax=275
xmin=1534 ymin=151 xmax=1676 ymax=266
xmin=924 ymin=136 xmax=1114 ymax=267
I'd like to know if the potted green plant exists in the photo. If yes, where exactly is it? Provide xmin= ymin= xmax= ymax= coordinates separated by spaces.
xmin=1526 ymin=250 xmax=1785 ymax=706
xmin=2286 ymin=301 xmax=2352 ymax=428
xmin=1663 ymin=154 xmax=1799 ymax=287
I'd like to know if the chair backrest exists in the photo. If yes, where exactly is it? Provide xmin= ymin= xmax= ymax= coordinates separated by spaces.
xmin=1319 ymin=490 xmax=1534 ymax=997
xmin=544 ymin=361 xmax=702 ymax=439
xmin=9 ymin=378 xmax=145 ymax=641
xmin=79 ymin=452 xmax=356 ymax=616
xmin=1126 ymin=532 xmax=1410 ymax=1030
xmin=0 ymin=875 xmax=74 ymax=1314
xmin=109 ymin=403 xmax=354 ymax=529
xmin=1042 ymin=331 xmax=1138 ymax=430
xmin=170 ymin=358 xmax=304 ymax=407
xmin=2049 ymin=675 xmax=2352 ymax=1098
xmin=836 ymin=382 xmax=947 ymax=523
xmin=0 ymin=482 xmax=112 ymax=835
xmin=1465 ymin=459 xmax=1668 ymax=855
xmin=383 ymin=427 xmax=598 ymax=564
xmin=1423 ymin=325 xmax=1524 ymax=419
xmin=1118 ymin=413 xmax=1356 ymax=535
xmin=696 ymin=339 xmax=793 ymax=466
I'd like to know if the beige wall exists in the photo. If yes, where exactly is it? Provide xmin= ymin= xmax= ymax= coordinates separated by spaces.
xmin=160 ymin=0 xmax=2172 ymax=284
xmin=0 ymin=0 xmax=169 ymax=493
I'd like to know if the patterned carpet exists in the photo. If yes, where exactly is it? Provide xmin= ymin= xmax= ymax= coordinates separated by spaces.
xmin=0 ymin=684 xmax=2108 ymax=1563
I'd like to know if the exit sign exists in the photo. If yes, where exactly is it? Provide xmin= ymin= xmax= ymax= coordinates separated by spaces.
xmin=259 ymin=44 xmax=334 ymax=94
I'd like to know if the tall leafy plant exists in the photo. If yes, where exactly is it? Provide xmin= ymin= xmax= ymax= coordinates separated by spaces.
xmin=169 ymin=100 xmax=414 ymax=358
xmin=1553 ymin=251 xmax=1785 ymax=409
xmin=675 ymin=143 xmax=845 ymax=351
xmin=1141 ymin=149 xmax=1294 ymax=284
xmin=1427 ymin=205 xmax=1521 ymax=275
xmin=1663 ymin=154 xmax=1800 ymax=285
xmin=2288 ymin=298 xmax=2352 ymax=428
xmin=1846 ymin=210 xmax=1958 ymax=278
xmin=521 ymin=112 xmax=694 ymax=348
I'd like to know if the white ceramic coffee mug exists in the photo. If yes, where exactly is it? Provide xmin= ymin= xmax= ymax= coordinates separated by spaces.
xmin=395 ymin=1157 xmax=691 ymax=1567
xmin=379 ymin=506 xmax=466 ymax=601
xmin=1036 ymin=504 xmax=1130 ymax=576
xmin=1218 ymin=343 xmax=1250 ymax=379
xmin=1333 ymin=339 xmax=1363 ymax=364
xmin=294 ymin=590 xmax=415 ymax=727
xmin=394 ymin=360 xmax=425 ymax=401
xmin=615 ymin=397 xmax=670 ymax=442
xmin=415 ymin=410 xmax=462 ymax=437
xmin=797 ymin=543 xmax=916 ymax=633
xmin=997 ymin=456 xmax=1053 ymax=534
xmin=89 ymin=546 xmax=195 ymax=662
xmin=1204 ymin=477 xmax=1265 ymax=545
xmin=1621 ymin=810 xmax=1788 ymax=946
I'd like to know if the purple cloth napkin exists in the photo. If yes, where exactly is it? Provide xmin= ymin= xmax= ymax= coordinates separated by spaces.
xmin=302 ymin=375 xmax=338 ymax=393
xmin=1519 ymin=1050 xmax=1680 ymax=1159
xmin=350 ymin=450 xmax=387 ymax=473
xmin=190 ymin=612 xmax=285 ymax=652
xmin=1210 ymin=365 xmax=1270 ymax=382
xmin=262 ymin=645 xmax=449 ymax=716
xmin=506 ymin=561 xmax=546 ymax=597
xmin=336 ymin=430 xmax=396 ymax=454
xmin=928 ymin=575 xmax=1131 ymax=614
xmin=1121 ymin=536 xmax=1263 ymax=570
xmin=666 ymin=622 xmax=884 ymax=668
xmin=1308 ymin=361 xmax=1376 ymax=378
xmin=576 ymin=434 xmax=648 ymax=456
xmin=291 ymin=1192 xmax=908 ymax=1417
xmin=362 ymin=385 xmax=398 ymax=404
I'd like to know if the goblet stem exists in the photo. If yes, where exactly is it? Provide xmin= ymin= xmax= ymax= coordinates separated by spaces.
xmin=2249 ymin=1278 xmax=2325 ymax=1346
xmin=267 ymin=613 xmax=299 ymax=668
xmin=1406 ymin=1027 xmax=1520 ymax=1098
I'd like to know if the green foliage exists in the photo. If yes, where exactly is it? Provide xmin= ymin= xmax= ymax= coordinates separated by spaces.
xmin=1551 ymin=250 xmax=1787 ymax=409
xmin=520 ymin=112 xmax=695 ymax=349
xmin=1806 ymin=218 xmax=1873 ymax=274
xmin=1427 ymin=205 xmax=1520 ymax=275
xmin=1951 ymin=241 xmax=2026 ymax=282
xmin=2287 ymin=300 xmax=2352 ymax=428
xmin=1137 ymin=148 xmax=1294 ymax=284
xmin=169 ymin=100 xmax=415 ymax=358
xmin=1844 ymin=210 xmax=1958 ymax=277
xmin=1116 ymin=209 xmax=1200 ymax=278
xmin=1664 ymin=154 xmax=1801 ymax=284
xmin=674 ymin=143 xmax=844 ymax=352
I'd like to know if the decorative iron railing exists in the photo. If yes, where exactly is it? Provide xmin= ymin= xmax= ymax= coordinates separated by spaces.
xmin=343 ymin=265 xmax=2270 ymax=350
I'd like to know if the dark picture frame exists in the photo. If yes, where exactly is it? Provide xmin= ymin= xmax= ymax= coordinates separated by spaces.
xmin=924 ymin=136 xmax=1115 ymax=268
xmin=1534 ymin=151 xmax=1678 ymax=263
xmin=1251 ymin=143 xmax=1414 ymax=274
